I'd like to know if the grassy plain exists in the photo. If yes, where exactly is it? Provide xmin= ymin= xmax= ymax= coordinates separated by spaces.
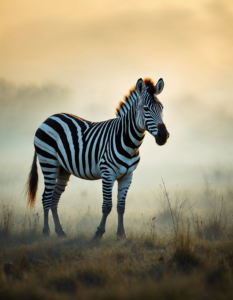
xmin=1 ymin=185 xmax=233 ymax=300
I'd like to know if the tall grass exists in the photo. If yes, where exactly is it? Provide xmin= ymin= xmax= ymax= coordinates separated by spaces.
xmin=1 ymin=182 xmax=233 ymax=299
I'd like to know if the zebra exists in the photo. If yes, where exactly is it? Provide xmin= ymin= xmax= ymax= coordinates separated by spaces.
xmin=26 ymin=78 xmax=169 ymax=238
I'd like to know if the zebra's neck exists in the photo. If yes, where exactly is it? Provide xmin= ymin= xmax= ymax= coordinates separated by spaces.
xmin=116 ymin=90 xmax=138 ymax=118
xmin=116 ymin=101 xmax=145 ymax=157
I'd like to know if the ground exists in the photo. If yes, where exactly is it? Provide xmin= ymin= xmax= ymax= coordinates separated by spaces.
xmin=1 ymin=213 xmax=233 ymax=300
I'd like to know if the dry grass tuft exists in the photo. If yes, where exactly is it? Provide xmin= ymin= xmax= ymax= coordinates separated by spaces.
xmin=173 ymin=227 xmax=201 ymax=271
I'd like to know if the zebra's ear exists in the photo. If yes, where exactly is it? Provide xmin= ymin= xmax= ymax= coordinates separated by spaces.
xmin=155 ymin=78 xmax=164 ymax=95
xmin=136 ymin=78 xmax=145 ymax=95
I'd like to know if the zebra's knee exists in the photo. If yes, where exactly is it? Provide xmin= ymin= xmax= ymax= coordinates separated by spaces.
xmin=51 ymin=206 xmax=58 ymax=213
xmin=42 ymin=200 xmax=52 ymax=211
xmin=42 ymin=192 xmax=53 ymax=210
xmin=102 ymin=205 xmax=112 ymax=215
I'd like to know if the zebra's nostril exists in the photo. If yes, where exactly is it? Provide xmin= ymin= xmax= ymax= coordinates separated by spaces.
xmin=158 ymin=133 xmax=161 ymax=138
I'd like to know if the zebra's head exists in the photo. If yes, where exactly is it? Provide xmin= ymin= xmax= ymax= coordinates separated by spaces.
xmin=136 ymin=78 xmax=169 ymax=146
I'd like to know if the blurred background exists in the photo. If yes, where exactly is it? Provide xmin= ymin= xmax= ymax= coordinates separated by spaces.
xmin=0 ymin=0 xmax=233 ymax=224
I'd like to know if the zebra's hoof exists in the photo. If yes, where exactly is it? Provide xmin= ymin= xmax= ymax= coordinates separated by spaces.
xmin=93 ymin=227 xmax=105 ymax=239
xmin=56 ymin=229 xmax=66 ymax=237
xmin=93 ymin=233 xmax=102 ymax=240
xmin=116 ymin=232 xmax=127 ymax=239
xmin=42 ymin=229 xmax=50 ymax=236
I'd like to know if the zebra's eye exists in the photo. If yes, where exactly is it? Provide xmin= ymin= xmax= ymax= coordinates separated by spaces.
xmin=144 ymin=106 xmax=149 ymax=112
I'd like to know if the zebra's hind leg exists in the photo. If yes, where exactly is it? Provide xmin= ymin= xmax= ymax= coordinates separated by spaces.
xmin=39 ymin=157 xmax=61 ymax=236
xmin=51 ymin=167 xmax=71 ymax=237
xmin=42 ymin=172 xmax=59 ymax=236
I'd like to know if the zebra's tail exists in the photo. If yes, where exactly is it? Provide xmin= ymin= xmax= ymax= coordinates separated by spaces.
xmin=26 ymin=151 xmax=39 ymax=209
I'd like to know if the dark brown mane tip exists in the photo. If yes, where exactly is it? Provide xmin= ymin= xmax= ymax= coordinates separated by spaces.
xmin=143 ymin=78 xmax=156 ymax=95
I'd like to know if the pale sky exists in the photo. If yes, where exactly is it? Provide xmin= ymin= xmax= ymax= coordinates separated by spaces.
xmin=1 ymin=0 xmax=233 ymax=83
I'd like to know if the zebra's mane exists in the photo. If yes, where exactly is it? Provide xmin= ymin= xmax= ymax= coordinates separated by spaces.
xmin=115 ymin=78 xmax=156 ymax=117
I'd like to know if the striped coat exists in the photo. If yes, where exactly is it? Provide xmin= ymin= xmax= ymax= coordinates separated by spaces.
xmin=26 ymin=77 xmax=169 ymax=237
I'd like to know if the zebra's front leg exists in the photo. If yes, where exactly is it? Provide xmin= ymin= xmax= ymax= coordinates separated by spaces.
xmin=117 ymin=173 xmax=132 ymax=238
xmin=95 ymin=173 xmax=115 ymax=238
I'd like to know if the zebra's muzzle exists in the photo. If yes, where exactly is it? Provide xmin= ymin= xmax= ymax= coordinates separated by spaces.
xmin=155 ymin=123 xmax=169 ymax=146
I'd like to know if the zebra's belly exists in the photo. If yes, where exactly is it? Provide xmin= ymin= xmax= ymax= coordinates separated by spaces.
xmin=62 ymin=161 xmax=102 ymax=180
xmin=73 ymin=174 xmax=102 ymax=181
